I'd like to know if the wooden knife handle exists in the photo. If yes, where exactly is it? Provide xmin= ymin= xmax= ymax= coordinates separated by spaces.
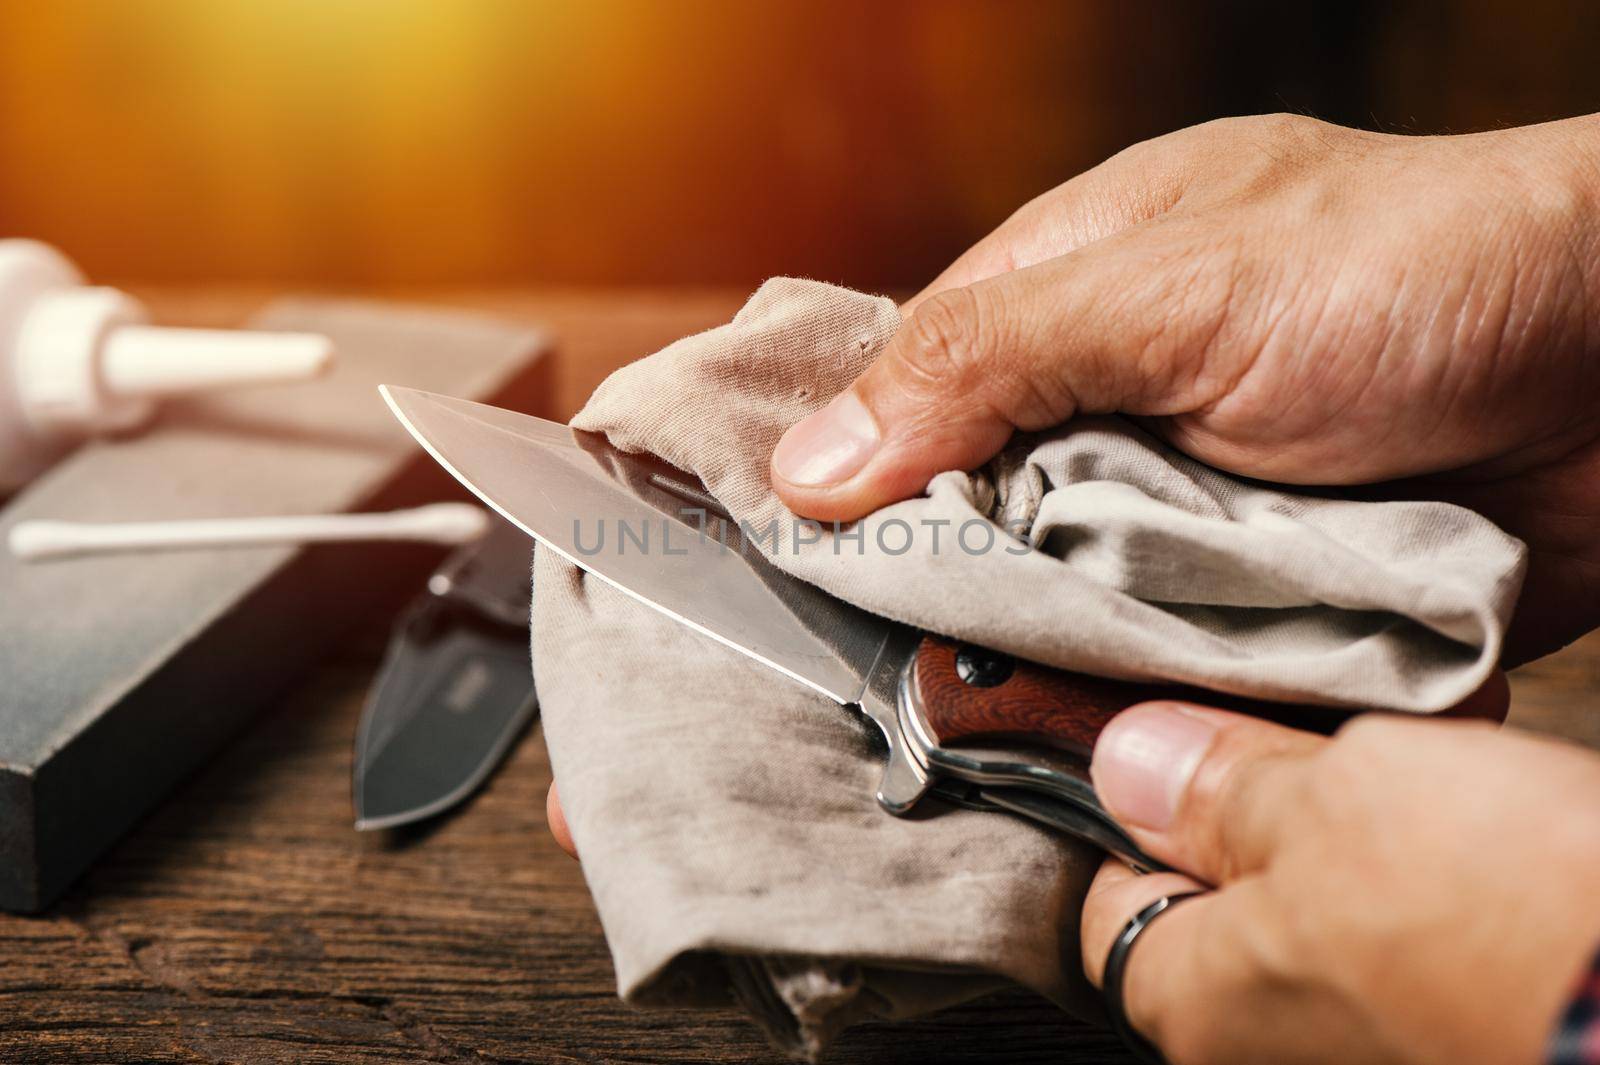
xmin=909 ymin=634 xmax=1348 ymax=756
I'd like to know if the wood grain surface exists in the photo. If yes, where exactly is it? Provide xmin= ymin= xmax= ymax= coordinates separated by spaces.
xmin=911 ymin=635 xmax=1136 ymax=755
xmin=909 ymin=636 xmax=1509 ymax=756
xmin=908 ymin=635 xmax=1327 ymax=756
xmin=2 ymin=288 xmax=1597 ymax=1064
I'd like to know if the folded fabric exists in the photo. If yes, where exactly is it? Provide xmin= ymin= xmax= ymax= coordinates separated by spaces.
xmin=533 ymin=278 xmax=1527 ymax=1058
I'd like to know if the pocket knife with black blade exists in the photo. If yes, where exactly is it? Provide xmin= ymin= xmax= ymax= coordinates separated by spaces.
xmin=353 ymin=514 xmax=538 ymax=831
xmin=378 ymin=386 xmax=1316 ymax=869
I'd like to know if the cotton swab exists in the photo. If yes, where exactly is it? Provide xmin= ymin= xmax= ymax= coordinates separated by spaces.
xmin=8 ymin=502 xmax=491 ymax=562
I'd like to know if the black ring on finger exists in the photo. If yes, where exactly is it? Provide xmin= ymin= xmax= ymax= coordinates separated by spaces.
xmin=1104 ymin=890 xmax=1206 ymax=1065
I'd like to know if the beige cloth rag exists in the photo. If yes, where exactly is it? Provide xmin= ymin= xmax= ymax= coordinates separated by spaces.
xmin=532 ymin=279 xmax=1527 ymax=1058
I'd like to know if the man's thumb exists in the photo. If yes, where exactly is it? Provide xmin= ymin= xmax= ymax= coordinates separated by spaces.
xmin=768 ymin=286 xmax=1019 ymax=521
xmin=770 ymin=237 xmax=1217 ymax=521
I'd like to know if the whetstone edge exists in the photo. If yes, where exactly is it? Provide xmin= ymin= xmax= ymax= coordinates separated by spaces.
xmin=0 ymin=298 xmax=551 ymax=911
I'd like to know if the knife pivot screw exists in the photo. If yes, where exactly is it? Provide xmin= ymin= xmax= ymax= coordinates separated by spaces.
xmin=954 ymin=645 xmax=1013 ymax=688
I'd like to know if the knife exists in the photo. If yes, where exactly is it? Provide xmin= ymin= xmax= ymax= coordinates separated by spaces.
xmin=378 ymin=386 xmax=1306 ymax=869
xmin=353 ymin=514 xmax=538 ymax=831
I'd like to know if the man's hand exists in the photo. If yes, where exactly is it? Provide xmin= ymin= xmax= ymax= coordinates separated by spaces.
xmin=769 ymin=113 xmax=1600 ymax=661
xmin=1081 ymin=705 xmax=1600 ymax=1065
xmin=546 ymin=121 xmax=1600 ymax=1065
xmin=547 ymin=780 xmax=575 ymax=858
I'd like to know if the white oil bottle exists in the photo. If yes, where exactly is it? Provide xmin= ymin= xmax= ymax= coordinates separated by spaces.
xmin=0 ymin=239 xmax=333 ymax=493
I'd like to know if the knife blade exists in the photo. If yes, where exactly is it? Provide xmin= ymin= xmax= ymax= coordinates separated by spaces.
xmin=353 ymin=514 xmax=538 ymax=831
xmin=377 ymin=385 xmax=1292 ymax=869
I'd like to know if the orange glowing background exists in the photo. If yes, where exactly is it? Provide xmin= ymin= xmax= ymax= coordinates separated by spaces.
xmin=0 ymin=1 xmax=1596 ymax=290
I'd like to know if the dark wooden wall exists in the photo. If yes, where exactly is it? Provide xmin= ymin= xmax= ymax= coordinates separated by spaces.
xmin=0 ymin=0 xmax=1596 ymax=290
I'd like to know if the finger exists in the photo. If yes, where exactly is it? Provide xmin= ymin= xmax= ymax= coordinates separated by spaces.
xmin=1078 ymin=857 xmax=1240 ymax=1063
xmin=771 ymin=221 xmax=1241 ymax=521
xmin=1079 ymin=858 xmax=1207 ymax=988
xmin=1091 ymin=702 xmax=1326 ymax=885
xmin=1079 ymin=860 xmax=1330 ymax=1065
xmin=546 ymin=781 xmax=577 ymax=860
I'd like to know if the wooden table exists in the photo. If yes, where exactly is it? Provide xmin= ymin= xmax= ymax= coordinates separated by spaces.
xmin=3 ymin=289 xmax=1597 ymax=1064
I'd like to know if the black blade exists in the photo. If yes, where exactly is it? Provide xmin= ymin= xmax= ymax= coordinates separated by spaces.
xmin=354 ymin=518 xmax=537 ymax=830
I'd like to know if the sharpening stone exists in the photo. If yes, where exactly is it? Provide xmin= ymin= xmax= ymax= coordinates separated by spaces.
xmin=0 ymin=298 xmax=550 ymax=911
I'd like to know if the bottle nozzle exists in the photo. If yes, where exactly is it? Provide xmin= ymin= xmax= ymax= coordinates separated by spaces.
xmin=0 ymin=239 xmax=340 ymax=491
xmin=13 ymin=286 xmax=336 ymax=438
xmin=100 ymin=326 xmax=334 ymax=399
